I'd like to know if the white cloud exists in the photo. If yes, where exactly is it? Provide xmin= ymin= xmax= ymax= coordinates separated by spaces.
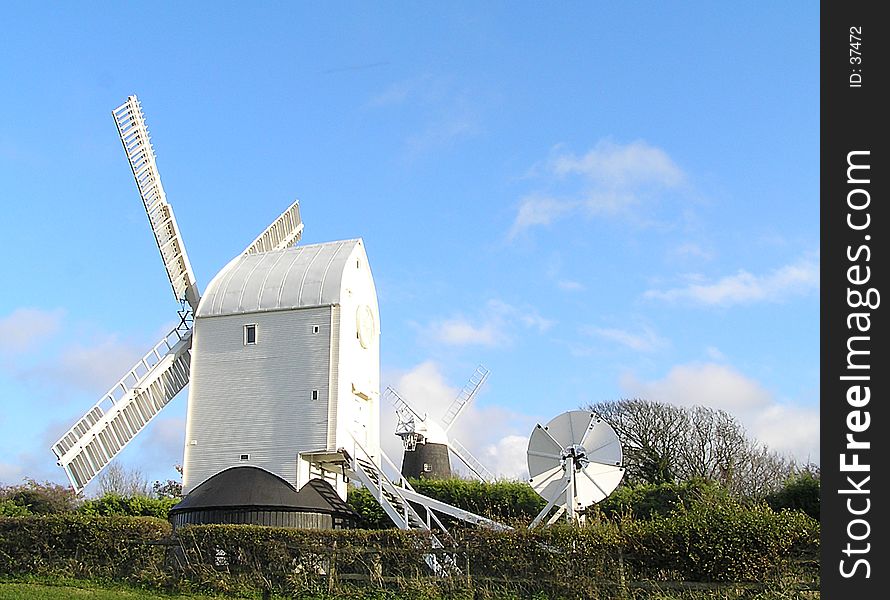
xmin=551 ymin=140 xmax=684 ymax=188
xmin=424 ymin=299 xmax=553 ymax=348
xmin=620 ymin=362 xmax=818 ymax=463
xmin=0 ymin=430 xmax=69 ymax=485
xmin=0 ymin=462 xmax=23 ymax=484
xmin=670 ymin=242 xmax=714 ymax=262
xmin=368 ymin=75 xmax=449 ymax=108
xmin=0 ymin=309 xmax=150 ymax=395
xmin=405 ymin=113 xmax=479 ymax=154
xmin=480 ymin=435 xmax=530 ymax=481
xmin=509 ymin=196 xmax=577 ymax=239
xmin=644 ymin=255 xmax=819 ymax=306
xmin=428 ymin=319 xmax=502 ymax=347
xmin=449 ymin=400 xmax=537 ymax=481
xmin=136 ymin=416 xmax=186 ymax=472
xmin=50 ymin=336 xmax=146 ymax=393
xmin=557 ymin=280 xmax=584 ymax=292
xmin=368 ymin=79 xmax=419 ymax=107
xmin=390 ymin=362 xmax=457 ymax=415
xmin=369 ymin=75 xmax=481 ymax=154
xmin=487 ymin=299 xmax=553 ymax=333
xmin=590 ymin=325 xmax=668 ymax=353
xmin=749 ymin=404 xmax=820 ymax=464
xmin=704 ymin=346 xmax=726 ymax=361
xmin=621 ymin=363 xmax=772 ymax=413
xmin=0 ymin=307 xmax=64 ymax=354
xmin=509 ymin=139 xmax=686 ymax=237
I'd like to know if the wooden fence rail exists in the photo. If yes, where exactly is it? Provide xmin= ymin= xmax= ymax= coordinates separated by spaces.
xmin=157 ymin=538 xmax=820 ymax=598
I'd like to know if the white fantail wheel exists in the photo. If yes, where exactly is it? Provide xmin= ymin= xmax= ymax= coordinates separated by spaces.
xmin=527 ymin=410 xmax=625 ymax=527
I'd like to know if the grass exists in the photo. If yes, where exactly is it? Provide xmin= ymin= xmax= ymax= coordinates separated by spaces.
xmin=0 ymin=580 xmax=245 ymax=600
xmin=0 ymin=575 xmax=820 ymax=600
xmin=0 ymin=581 xmax=820 ymax=600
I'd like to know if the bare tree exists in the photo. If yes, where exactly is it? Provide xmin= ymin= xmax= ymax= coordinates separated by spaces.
xmin=588 ymin=398 xmax=797 ymax=497
xmin=735 ymin=443 xmax=797 ymax=498
xmin=677 ymin=406 xmax=748 ymax=483
xmin=97 ymin=461 xmax=150 ymax=497
xmin=590 ymin=399 xmax=689 ymax=485
xmin=152 ymin=464 xmax=183 ymax=499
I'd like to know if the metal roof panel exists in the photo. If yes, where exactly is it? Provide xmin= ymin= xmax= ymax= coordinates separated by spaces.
xmin=196 ymin=239 xmax=362 ymax=317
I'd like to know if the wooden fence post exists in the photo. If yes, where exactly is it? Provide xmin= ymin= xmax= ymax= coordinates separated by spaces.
xmin=465 ymin=547 xmax=472 ymax=592
xmin=617 ymin=549 xmax=628 ymax=599
xmin=328 ymin=541 xmax=337 ymax=594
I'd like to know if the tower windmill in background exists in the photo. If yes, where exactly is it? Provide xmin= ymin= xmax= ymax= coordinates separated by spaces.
xmin=386 ymin=365 xmax=496 ymax=481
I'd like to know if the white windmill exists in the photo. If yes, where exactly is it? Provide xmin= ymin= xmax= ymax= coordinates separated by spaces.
xmin=385 ymin=365 xmax=496 ymax=481
xmin=50 ymin=95 xmax=508 ymax=538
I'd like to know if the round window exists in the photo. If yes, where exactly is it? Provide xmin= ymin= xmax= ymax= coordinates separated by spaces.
xmin=356 ymin=304 xmax=375 ymax=348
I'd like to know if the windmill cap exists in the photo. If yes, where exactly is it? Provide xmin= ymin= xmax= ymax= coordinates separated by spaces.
xmin=197 ymin=239 xmax=369 ymax=318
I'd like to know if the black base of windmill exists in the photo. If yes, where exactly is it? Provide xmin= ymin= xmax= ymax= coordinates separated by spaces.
xmin=169 ymin=466 xmax=357 ymax=529
xmin=401 ymin=442 xmax=452 ymax=480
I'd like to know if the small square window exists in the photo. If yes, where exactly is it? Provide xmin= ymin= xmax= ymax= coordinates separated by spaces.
xmin=311 ymin=389 xmax=319 ymax=401
xmin=312 ymin=325 xmax=320 ymax=334
xmin=240 ymin=454 xmax=249 ymax=461
xmin=423 ymin=463 xmax=432 ymax=472
xmin=244 ymin=324 xmax=257 ymax=345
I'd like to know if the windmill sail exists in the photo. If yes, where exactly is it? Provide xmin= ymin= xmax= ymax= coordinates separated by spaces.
xmin=243 ymin=200 xmax=304 ymax=254
xmin=384 ymin=386 xmax=424 ymax=448
xmin=441 ymin=365 xmax=489 ymax=431
xmin=448 ymin=438 xmax=495 ymax=482
xmin=384 ymin=386 xmax=423 ymax=420
xmin=113 ymin=96 xmax=201 ymax=310
xmin=52 ymin=327 xmax=192 ymax=492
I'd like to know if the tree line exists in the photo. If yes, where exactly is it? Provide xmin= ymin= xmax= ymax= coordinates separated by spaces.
xmin=2 ymin=399 xmax=819 ymax=522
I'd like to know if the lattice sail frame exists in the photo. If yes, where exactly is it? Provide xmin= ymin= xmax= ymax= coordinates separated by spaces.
xmin=243 ymin=200 xmax=304 ymax=254
xmin=51 ymin=327 xmax=192 ymax=492
xmin=113 ymin=96 xmax=200 ymax=310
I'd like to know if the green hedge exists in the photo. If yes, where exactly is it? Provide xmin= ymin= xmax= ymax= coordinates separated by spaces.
xmin=0 ymin=514 xmax=171 ymax=580
xmin=409 ymin=479 xmax=546 ymax=524
xmin=347 ymin=479 xmax=546 ymax=529
xmin=0 ymin=499 xmax=31 ymax=517
xmin=171 ymin=526 xmax=436 ymax=597
xmin=0 ymin=479 xmax=78 ymax=514
xmin=622 ymin=500 xmax=819 ymax=582
xmin=0 ymin=502 xmax=819 ymax=598
xmin=78 ymin=494 xmax=179 ymax=519
xmin=765 ymin=471 xmax=820 ymax=520
xmin=595 ymin=479 xmax=728 ymax=521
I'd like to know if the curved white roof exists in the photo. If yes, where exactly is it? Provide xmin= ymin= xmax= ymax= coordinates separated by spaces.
xmin=196 ymin=239 xmax=363 ymax=317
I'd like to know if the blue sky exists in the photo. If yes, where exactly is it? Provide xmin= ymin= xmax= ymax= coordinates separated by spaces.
xmin=1 ymin=3 xmax=818 ymax=491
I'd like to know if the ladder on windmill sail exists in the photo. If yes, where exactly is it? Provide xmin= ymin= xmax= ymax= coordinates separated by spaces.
xmin=51 ymin=325 xmax=192 ymax=493
xmin=448 ymin=437 xmax=495 ymax=482
xmin=113 ymin=96 xmax=200 ymax=311
xmin=441 ymin=365 xmax=489 ymax=431
xmin=243 ymin=200 xmax=304 ymax=255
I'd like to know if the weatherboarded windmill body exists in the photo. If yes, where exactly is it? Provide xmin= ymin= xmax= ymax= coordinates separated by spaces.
xmin=51 ymin=96 xmax=508 ymax=537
